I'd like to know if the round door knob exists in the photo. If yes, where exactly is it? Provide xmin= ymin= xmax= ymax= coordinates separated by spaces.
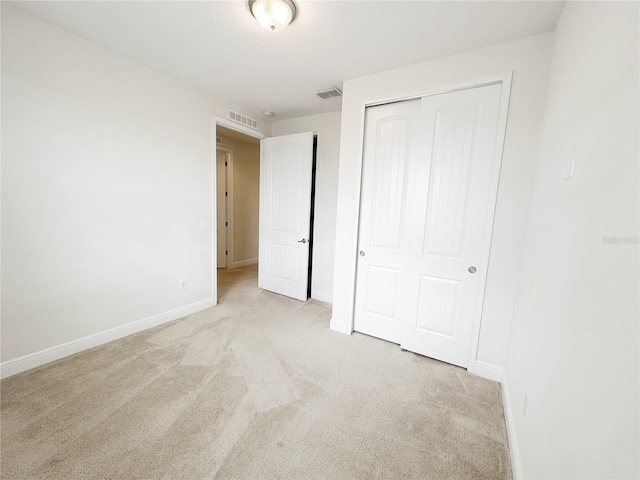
xmin=359 ymin=251 xmax=365 ymax=257
xmin=468 ymin=266 xmax=477 ymax=274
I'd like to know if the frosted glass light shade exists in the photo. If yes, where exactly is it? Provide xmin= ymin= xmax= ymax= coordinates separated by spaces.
xmin=249 ymin=0 xmax=296 ymax=31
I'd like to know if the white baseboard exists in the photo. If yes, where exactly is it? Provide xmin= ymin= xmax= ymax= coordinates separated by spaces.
xmin=311 ymin=290 xmax=333 ymax=304
xmin=502 ymin=375 xmax=523 ymax=479
xmin=474 ymin=361 xmax=504 ymax=382
xmin=0 ymin=298 xmax=217 ymax=379
xmin=232 ymin=258 xmax=258 ymax=269
xmin=329 ymin=317 xmax=350 ymax=335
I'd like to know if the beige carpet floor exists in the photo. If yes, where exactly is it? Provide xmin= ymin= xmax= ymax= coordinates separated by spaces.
xmin=1 ymin=265 xmax=511 ymax=479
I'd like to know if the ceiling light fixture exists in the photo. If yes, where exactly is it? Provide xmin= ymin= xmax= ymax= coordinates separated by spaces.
xmin=249 ymin=0 xmax=297 ymax=32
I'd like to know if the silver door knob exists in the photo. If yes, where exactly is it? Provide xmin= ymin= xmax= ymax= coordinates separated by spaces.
xmin=468 ymin=266 xmax=477 ymax=274
xmin=359 ymin=251 xmax=365 ymax=257
xmin=297 ymin=238 xmax=307 ymax=243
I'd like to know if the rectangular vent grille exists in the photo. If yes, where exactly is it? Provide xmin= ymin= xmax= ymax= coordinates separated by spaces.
xmin=228 ymin=110 xmax=258 ymax=130
xmin=316 ymin=86 xmax=343 ymax=99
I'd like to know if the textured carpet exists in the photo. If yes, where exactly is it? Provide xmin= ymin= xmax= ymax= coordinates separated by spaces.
xmin=1 ymin=265 xmax=511 ymax=479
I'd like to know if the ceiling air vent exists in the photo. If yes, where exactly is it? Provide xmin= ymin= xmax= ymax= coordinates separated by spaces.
xmin=316 ymin=86 xmax=342 ymax=99
xmin=228 ymin=110 xmax=258 ymax=130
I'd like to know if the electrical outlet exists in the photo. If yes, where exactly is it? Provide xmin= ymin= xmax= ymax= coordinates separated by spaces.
xmin=523 ymin=393 xmax=529 ymax=417
xmin=179 ymin=279 xmax=187 ymax=290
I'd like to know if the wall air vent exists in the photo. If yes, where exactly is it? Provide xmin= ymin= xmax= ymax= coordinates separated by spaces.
xmin=228 ymin=110 xmax=259 ymax=130
xmin=316 ymin=86 xmax=343 ymax=99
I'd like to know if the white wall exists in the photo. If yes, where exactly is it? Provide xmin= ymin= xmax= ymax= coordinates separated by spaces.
xmin=271 ymin=111 xmax=341 ymax=303
xmin=331 ymin=33 xmax=554 ymax=371
xmin=217 ymin=135 xmax=260 ymax=268
xmin=0 ymin=5 xmax=268 ymax=371
xmin=503 ymin=2 xmax=639 ymax=478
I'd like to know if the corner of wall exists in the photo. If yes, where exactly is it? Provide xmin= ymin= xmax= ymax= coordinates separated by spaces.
xmin=329 ymin=317 xmax=350 ymax=335
xmin=311 ymin=290 xmax=333 ymax=304
xmin=501 ymin=374 xmax=523 ymax=480
xmin=473 ymin=361 xmax=504 ymax=382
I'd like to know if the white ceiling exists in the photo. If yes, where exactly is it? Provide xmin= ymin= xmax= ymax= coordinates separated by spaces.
xmin=10 ymin=0 xmax=564 ymax=121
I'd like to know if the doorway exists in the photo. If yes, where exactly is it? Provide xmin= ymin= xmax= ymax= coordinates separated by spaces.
xmin=214 ymin=124 xmax=261 ymax=302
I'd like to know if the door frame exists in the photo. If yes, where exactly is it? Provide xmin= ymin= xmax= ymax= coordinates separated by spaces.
xmin=330 ymin=72 xmax=513 ymax=374
xmin=211 ymin=116 xmax=265 ymax=304
xmin=216 ymin=147 xmax=233 ymax=269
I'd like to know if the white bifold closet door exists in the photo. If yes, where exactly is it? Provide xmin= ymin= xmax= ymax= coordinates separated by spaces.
xmin=354 ymin=84 xmax=503 ymax=368
xmin=258 ymin=132 xmax=314 ymax=301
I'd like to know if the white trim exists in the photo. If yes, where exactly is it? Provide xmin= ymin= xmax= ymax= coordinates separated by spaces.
xmin=232 ymin=258 xmax=258 ymax=269
xmin=474 ymin=361 xmax=504 ymax=382
xmin=362 ymin=73 xmax=510 ymax=109
xmin=311 ymin=290 xmax=333 ymax=304
xmin=0 ymin=298 xmax=216 ymax=379
xmin=502 ymin=375 xmax=523 ymax=479
xmin=329 ymin=317 xmax=350 ymax=334
xmin=211 ymin=118 xmax=219 ymax=302
xmin=330 ymin=72 xmax=514 ymax=377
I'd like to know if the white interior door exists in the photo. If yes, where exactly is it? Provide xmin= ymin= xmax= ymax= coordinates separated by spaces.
xmin=216 ymin=150 xmax=228 ymax=268
xmin=258 ymin=132 xmax=314 ymax=301
xmin=354 ymin=99 xmax=421 ymax=343
xmin=355 ymin=83 xmax=504 ymax=368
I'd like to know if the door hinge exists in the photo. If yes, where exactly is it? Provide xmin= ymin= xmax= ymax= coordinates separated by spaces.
xmin=225 ymin=161 xmax=228 ymax=166
xmin=225 ymin=250 xmax=228 ymax=255
xmin=225 ymin=192 xmax=228 ymax=197
xmin=225 ymin=221 xmax=228 ymax=226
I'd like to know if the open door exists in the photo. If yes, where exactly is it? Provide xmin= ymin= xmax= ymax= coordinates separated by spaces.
xmin=258 ymin=132 xmax=314 ymax=301
xmin=216 ymin=150 xmax=228 ymax=268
